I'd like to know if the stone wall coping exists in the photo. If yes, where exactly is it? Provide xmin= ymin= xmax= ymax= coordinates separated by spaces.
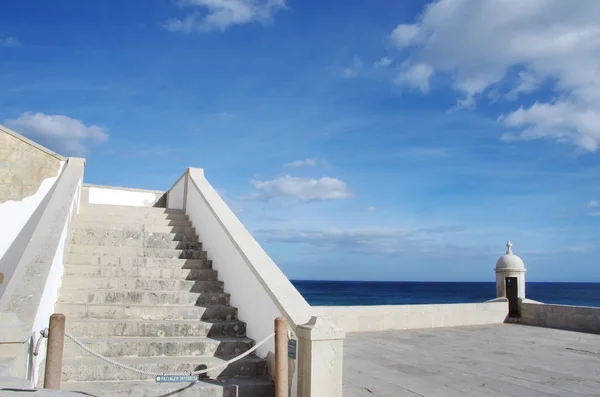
xmin=0 ymin=124 xmax=65 ymax=161
xmin=297 ymin=316 xmax=346 ymax=341
xmin=313 ymin=301 xmax=509 ymax=333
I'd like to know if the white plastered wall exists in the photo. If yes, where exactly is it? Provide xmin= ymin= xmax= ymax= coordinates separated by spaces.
xmin=170 ymin=168 xmax=313 ymax=397
xmin=87 ymin=186 xmax=161 ymax=207
xmin=166 ymin=175 xmax=185 ymax=210
xmin=30 ymin=177 xmax=82 ymax=385
xmin=313 ymin=301 xmax=509 ymax=333
xmin=0 ymin=162 xmax=65 ymax=261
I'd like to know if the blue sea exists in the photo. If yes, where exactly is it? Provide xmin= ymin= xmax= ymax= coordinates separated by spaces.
xmin=291 ymin=281 xmax=600 ymax=308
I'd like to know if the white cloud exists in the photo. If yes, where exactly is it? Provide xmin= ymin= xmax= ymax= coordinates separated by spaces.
xmin=506 ymin=70 xmax=544 ymax=100
xmin=394 ymin=63 xmax=434 ymax=93
xmin=390 ymin=24 xmax=420 ymax=48
xmin=499 ymin=101 xmax=600 ymax=151
xmin=249 ymin=175 xmax=352 ymax=201
xmin=589 ymin=212 xmax=600 ymax=217
xmin=0 ymin=37 xmax=20 ymax=47
xmin=343 ymin=56 xmax=364 ymax=78
xmin=588 ymin=200 xmax=599 ymax=208
xmin=373 ymin=57 xmax=393 ymax=68
xmin=390 ymin=0 xmax=600 ymax=151
xmin=284 ymin=158 xmax=318 ymax=168
xmin=4 ymin=112 xmax=108 ymax=156
xmin=165 ymin=0 xmax=285 ymax=33
xmin=367 ymin=206 xmax=377 ymax=212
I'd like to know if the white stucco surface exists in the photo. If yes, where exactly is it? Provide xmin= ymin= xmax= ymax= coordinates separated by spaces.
xmin=87 ymin=186 xmax=160 ymax=207
xmin=177 ymin=168 xmax=313 ymax=397
xmin=29 ymin=177 xmax=82 ymax=386
xmin=313 ymin=301 xmax=509 ymax=333
xmin=0 ymin=162 xmax=64 ymax=261
xmin=166 ymin=176 xmax=185 ymax=210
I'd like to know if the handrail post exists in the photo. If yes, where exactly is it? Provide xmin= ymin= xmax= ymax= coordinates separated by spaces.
xmin=44 ymin=313 xmax=66 ymax=389
xmin=275 ymin=317 xmax=289 ymax=397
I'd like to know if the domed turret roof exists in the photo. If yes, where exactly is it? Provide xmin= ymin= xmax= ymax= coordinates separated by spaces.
xmin=495 ymin=241 xmax=525 ymax=271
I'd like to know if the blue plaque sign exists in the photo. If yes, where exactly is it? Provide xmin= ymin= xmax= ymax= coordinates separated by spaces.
xmin=288 ymin=339 xmax=297 ymax=359
xmin=156 ymin=375 xmax=199 ymax=383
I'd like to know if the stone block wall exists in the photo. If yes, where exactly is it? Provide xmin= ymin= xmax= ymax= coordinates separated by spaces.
xmin=0 ymin=126 xmax=63 ymax=203
xmin=514 ymin=302 xmax=600 ymax=335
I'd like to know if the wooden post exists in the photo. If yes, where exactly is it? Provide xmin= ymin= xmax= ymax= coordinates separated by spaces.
xmin=275 ymin=317 xmax=289 ymax=397
xmin=44 ymin=313 xmax=66 ymax=389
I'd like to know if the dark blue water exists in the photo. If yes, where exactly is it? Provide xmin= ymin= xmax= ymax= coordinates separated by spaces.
xmin=291 ymin=281 xmax=600 ymax=307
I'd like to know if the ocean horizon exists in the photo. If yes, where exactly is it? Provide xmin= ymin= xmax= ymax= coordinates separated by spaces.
xmin=291 ymin=280 xmax=600 ymax=308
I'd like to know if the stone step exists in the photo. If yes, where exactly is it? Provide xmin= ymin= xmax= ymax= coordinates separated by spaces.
xmin=56 ymin=303 xmax=238 ymax=321
xmin=62 ymin=276 xmax=224 ymax=292
xmin=77 ymin=216 xmax=193 ymax=227
xmin=62 ymin=336 xmax=254 ymax=360
xmin=64 ymin=336 xmax=255 ymax=359
xmin=73 ymin=229 xmax=198 ymax=242
xmin=53 ymin=355 xmax=267 ymax=382
xmin=78 ymin=210 xmax=189 ymax=222
xmin=59 ymin=289 xmax=231 ymax=306
xmin=0 ymin=356 xmax=16 ymax=377
xmin=72 ymin=223 xmax=196 ymax=234
xmin=68 ymin=319 xmax=247 ymax=338
xmin=65 ymin=254 xmax=211 ymax=269
xmin=71 ymin=236 xmax=202 ymax=250
xmin=64 ymin=265 xmax=217 ymax=280
xmin=81 ymin=204 xmax=184 ymax=216
xmin=60 ymin=377 xmax=274 ymax=397
xmin=69 ymin=245 xmax=207 ymax=260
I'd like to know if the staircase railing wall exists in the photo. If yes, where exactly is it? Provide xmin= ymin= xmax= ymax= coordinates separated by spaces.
xmin=0 ymin=157 xmax=85 ymax=385
xmin=167 ymin=168 xmax=316 ymax=397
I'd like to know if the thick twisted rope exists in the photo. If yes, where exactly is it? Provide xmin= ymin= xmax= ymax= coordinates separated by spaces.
xmin=38 ymin=329 xmax=275 ymax=378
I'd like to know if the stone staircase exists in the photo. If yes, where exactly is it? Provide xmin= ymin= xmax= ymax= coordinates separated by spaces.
xmin=45 ymin=203 xmax=274 ymax=397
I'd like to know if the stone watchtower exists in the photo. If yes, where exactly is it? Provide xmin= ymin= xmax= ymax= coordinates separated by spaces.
xmin=495 ymin=241 xmax=526 ymax=301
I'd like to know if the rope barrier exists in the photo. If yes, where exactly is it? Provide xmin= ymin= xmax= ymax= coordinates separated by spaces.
xmin=37 ymin=328 xmax=275 ymax=378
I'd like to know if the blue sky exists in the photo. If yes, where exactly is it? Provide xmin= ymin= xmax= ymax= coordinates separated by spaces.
xmin=2 ymin=0 xmax=600 ymax=282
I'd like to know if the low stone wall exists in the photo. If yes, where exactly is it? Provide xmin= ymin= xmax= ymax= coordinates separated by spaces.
xmin=514 ymin=302 xmax=600 ymax=334
xmin=313 ymin=300 xmax=509 ymax=333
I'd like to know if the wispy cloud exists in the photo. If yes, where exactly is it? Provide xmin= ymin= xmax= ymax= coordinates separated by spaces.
xmin=247 ymin=175 xmax=352 ymax=201
xmin=284 ymin=158 xmax=326 ymax=168
xmin=0 ymin=37 xmax=21 ymax=47
xmin=257 ymin=226 xmax=464 ymax=254
xmin=588 ymin=200 xmax=599 ymax=208
xmin=165 ymin=0 xmax=286 ymax=33
xmin=367 ymin=206 xmax=377 ymax=212
xmin=394 ymin=63 xmax=434 ymax=93
xmin=343 ymin=56 xmax=364 ymax=78
xmin=396 ymin=146 xmax=454 ymax=159
xmin=373 ymin=57 xmax=392 ymax=68
xmin=4 ymin=112 xmax=108 ymax=156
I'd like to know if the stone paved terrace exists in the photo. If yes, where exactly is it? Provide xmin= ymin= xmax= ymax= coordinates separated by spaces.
xmin=343 ymin=324 xmax=600 ymax=397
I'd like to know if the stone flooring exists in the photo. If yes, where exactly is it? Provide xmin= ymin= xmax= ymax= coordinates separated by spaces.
xmin=344 ymin=324 xmax=600 ymax=397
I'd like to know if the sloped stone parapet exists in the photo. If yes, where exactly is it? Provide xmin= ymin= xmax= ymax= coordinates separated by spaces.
xmin=296 ymin=316 xmax=345 ymax=397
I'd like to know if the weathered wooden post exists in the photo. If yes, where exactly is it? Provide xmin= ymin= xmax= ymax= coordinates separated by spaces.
xmin=43 ymin=313 xmax=66 ymax=389
xmin=275 ymin=317 xmax=289 ymax=397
